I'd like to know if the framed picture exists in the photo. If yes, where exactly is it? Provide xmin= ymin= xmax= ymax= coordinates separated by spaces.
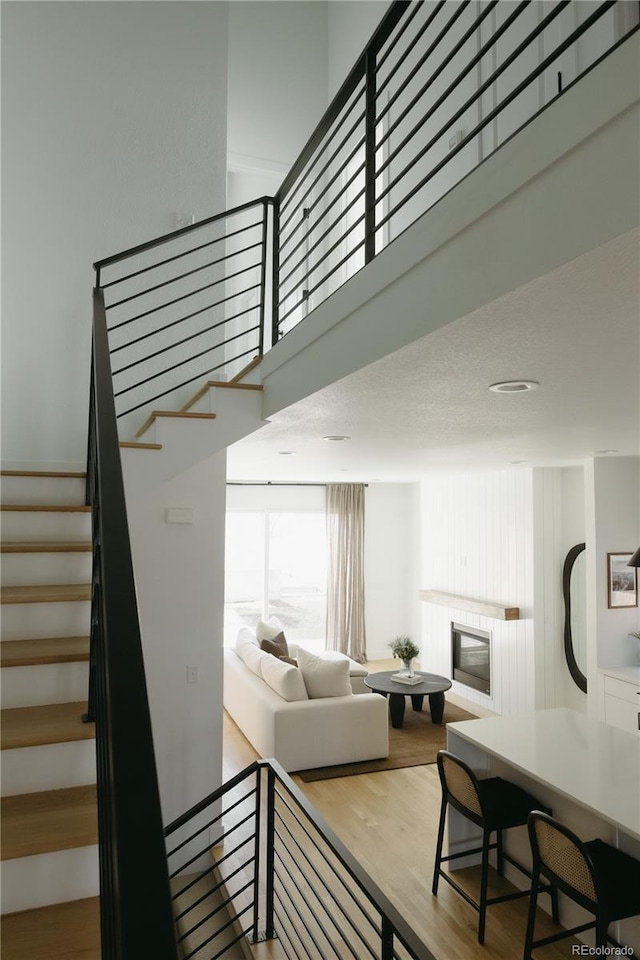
xmin=607 ymin=553 xmax=638 ymax=608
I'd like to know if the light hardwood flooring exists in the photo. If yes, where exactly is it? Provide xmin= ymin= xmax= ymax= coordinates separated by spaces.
xmin=223 ymin=660 xmax=578 ymax=960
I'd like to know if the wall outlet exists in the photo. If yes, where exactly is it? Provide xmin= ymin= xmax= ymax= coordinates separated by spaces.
xmin=187 ymin=666 xmax=199 ymax=684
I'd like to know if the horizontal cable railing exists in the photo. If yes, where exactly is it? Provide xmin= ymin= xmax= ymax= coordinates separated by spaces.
xmin=272 ymin=0 xmax=639 ymax=340
xmin=87 ymin=288 xmax=179 ymax=959
xmin=94 ymin=198 xmax=271 ymax=428
xmin=164 ymin=759 xmax=436 ymax=960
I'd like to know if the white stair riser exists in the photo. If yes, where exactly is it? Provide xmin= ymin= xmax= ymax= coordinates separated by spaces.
xmin=1 ymin=846 xmax=99 ymax=914
xmin=0 ymin=601 xmax=91 ymax=642
xmin=0 ymin=552 xmax=92 ymax=587
xmin=0 ymin=476 xmax=86 ymax=506
xmin=0 ymin=512 xmax=91 ymax=541
xmin=1 ymin=741 xmax=96 ymax=796
xmin=122 ymin=388 xmax=265 ymax=499
xmin=1 ymin=661 xmax=89 ymax=708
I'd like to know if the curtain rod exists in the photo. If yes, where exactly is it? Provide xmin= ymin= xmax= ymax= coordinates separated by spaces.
xmin=227 ymin=482 xmax=368 ymax=487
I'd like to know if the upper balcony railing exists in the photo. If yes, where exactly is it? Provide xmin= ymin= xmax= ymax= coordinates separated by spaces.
xmin=272 ymin=0 xmax=639 ymax=339
xmin=94 ymin=0 xmax=639 ymax=422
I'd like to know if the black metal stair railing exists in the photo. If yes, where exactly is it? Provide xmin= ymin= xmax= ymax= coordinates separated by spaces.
xmin=91 ymin=1 xmax=637 ymax=423
xmin=272 ymin=0 xmax=639 ymax=339
xmin=164 ymin=759 xmax=437 ymax=960
xmin=86 ymin=288 xmax=179 ymax=959
xmin=93 ymin=197 xmax=272 ymax=423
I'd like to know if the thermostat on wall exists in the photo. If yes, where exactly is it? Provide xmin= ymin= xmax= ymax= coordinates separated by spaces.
xmin=166 ymin=507 xmax=194 ymax=524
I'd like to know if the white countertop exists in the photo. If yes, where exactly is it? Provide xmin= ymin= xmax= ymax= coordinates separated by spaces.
xmin=600 ymin=665 xmax=640 ymax=685
xmin=447 ymin=707 xmax=640 ymax=840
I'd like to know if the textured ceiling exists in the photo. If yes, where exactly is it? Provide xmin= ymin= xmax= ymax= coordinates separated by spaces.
xmin=227 ymin=229 xmax=640 ymax=482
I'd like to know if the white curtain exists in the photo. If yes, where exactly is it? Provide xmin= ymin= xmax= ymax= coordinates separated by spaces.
xmin=325 ymin=484 xmax=367 ymax=663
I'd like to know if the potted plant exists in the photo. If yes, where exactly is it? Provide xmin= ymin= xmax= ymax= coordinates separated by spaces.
xmin=389 ymin=635 xmax=420 ymax=676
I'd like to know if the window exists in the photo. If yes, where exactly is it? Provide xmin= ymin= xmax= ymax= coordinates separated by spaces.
xmin=224 ymin=509 xmax=327 ymax=650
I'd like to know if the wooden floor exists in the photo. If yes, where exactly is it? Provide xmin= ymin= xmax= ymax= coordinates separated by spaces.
xmin=223 ymin=660 xmax=578 ymax=960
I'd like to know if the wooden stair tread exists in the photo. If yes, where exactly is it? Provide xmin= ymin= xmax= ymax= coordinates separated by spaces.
xmin=181 ymin=379 xmax=263 ymax=413
xmin=1 ymin=784 xmax=97 ymax=860
xmin=0 ymin=504 xmax=91 ymax=512
xmin=1 ymin=540 xmax=92 ymax=553
xmin=230 ymin=356 xmax=262 ymax=383
xmin=1 ymin=701 xmax=95 ymax=750
xmin=1 ymin=583 xmax=91 ymax=604
xmin=135 ymin=409 xmax=216 ymax=439
xmin=119 ymin=441 xmax=162 ymax=450
xmin=0 ymin=470 xmax=86 ymax=479
xmin=1 ymin=636 xmax=90 ymax=667
xmin=1 ymin=896 xmax=100 ymax=960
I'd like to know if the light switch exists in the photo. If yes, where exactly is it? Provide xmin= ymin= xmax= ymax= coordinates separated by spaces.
xmin=166 ymin=507 xmax=194 ymax=524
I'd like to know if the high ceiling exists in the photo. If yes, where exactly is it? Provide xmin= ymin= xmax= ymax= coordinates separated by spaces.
xmin=226 ymin=229 xmax=640 ymax=483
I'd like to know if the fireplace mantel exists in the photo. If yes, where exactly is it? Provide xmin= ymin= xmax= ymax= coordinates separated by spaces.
xmin=419 ymin=589 xmax=520 ymax=621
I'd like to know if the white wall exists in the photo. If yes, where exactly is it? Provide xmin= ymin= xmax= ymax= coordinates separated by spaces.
xmin=364 ymin=483 xmax=421 ymax=659
xmin=1 ymin=1 xmax=228 ymax=469
xmin=585 ymin=456 xmax=640 ymax=685
xmin=532 ymin=466 xmax=587 ymax=713
xmin=326 ymin=1 xmax=388 ymax=98
xmin=227 ymin=1 xmax=328 ymax=172
xmin=127 ymin=452 xmax=227 ymax=824
xmin=419 ymin=469 xmax=535 ymax=715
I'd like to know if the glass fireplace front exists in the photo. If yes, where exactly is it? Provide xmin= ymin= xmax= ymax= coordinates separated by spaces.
xmin=451 ymin=622 xmax=491 ymax=695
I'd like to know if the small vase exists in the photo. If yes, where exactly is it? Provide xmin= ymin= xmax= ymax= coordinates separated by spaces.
xmin=402 ymin=659 xmax=415 ymax=677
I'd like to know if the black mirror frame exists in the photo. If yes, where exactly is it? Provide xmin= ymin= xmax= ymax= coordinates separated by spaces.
xmin=562 ymin=542 xmax=587 ymax=693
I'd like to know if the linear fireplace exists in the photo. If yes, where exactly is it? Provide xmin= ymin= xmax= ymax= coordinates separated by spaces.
xmin=451 ymin=622 xmax=491 ymax=696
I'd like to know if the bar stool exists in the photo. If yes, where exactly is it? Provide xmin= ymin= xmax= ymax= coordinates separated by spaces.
xmin=525 ymin=811 xmax=640 ymax=958
xmin=432 ymin=750 xmax=558 ymax=944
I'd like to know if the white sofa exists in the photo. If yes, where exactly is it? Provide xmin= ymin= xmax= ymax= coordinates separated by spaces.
xmin=223 ymin=635 xmax=389 ymax=772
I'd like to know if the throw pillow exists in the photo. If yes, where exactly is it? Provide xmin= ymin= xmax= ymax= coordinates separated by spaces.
xmin=256 ymin=618 xmax=284 ymax=642
xmin=260 ymin=654 xmax=308 ymax=702
xmin=241 ymin=643 xmax=271 ymax=677
xmin=296 ymin=646 xmax=352 ymax=699
xmin=260 ymin=631 xmax=289 ymax=659
xmin=234 ymin=626 xmax=258 ymax=659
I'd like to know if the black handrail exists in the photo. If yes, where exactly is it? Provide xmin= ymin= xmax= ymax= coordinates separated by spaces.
xmin=88 ymin=288 xmax=179 ymax=959
xmin=165 ymin=759 xmax=437 ymax=960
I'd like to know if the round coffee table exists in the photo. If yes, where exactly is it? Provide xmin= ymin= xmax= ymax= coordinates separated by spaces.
xmin=364 ymin=670 xmax=452 ymax=728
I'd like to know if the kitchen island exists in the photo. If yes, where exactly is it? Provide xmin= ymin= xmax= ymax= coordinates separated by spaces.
xmin=446 ymin=707 xmax=640 ymax=952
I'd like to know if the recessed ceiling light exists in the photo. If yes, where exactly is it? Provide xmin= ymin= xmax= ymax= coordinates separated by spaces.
xmin=339 ymin=468 xmax=349 ymax=472
xmin=277 ymin=450 xmax=296 ymax=456
xmin=323 ymin=435 xmax=350 ymax=441
xmin=489 ymin=380 xmax=539 ymax=393
xmin=595 ymin=449 xmax=618 ymax=455
xmin=510 ymin=460 xmax=528 ymax=464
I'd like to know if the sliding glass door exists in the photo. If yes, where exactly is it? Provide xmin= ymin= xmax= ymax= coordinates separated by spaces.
xmin=224 ymin=509 xmax=327 ymax=649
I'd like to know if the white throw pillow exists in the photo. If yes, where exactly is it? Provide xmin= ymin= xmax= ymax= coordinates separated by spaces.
xmin=256 ymin=617 xmax=284 ymax=642
xmin=260 ymin=655 xmax=308 ymax=702
xmin=235 ymin=627 xmax=258 ymax=659
xmin=242 ymin=643 xmax=270 ymax=677
xmin=296 ymin=647 xmax=352 ymax=699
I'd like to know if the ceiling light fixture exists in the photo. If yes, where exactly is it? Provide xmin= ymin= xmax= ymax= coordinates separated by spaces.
xmin=323 ymin=435 xmax=350 ymax=441
xmin=595 ymin=449 xmax=618 ymax=455
xmin=489 ymin=380 xmax=539 ymax=393
xmin=277 ymin=451 xmax=296 ymax=456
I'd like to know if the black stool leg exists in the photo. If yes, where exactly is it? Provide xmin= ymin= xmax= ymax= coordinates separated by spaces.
xmin=432 ymin=797 xmax=447 ymax=896
xmin=550 ymin=883 xmax=559 ymax=924
xmin=496 ymin=828 xmax=504 ymax=876
xmin=595 ymin=913 xmax=608 ymax=949
xmin=523 ymin=866 xmax=540 ymax=960
xmin=478 ymin=827 xmax=491 ymax=944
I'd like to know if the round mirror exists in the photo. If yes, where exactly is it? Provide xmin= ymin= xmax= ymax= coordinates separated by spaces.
xmin=563 ymin=543 xmax=587 ymax=693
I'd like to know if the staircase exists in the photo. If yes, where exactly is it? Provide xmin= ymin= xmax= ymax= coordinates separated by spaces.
xmin=0 ymin=471 xmax=100 ymax=959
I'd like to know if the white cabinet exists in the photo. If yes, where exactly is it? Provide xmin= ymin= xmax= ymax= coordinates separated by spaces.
xmin=603 ymin=672 xmax=640 ymax=736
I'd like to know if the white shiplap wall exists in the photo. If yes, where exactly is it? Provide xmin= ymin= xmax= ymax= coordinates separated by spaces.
xmin=418 ymin=470 xmax=535 ymax=715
